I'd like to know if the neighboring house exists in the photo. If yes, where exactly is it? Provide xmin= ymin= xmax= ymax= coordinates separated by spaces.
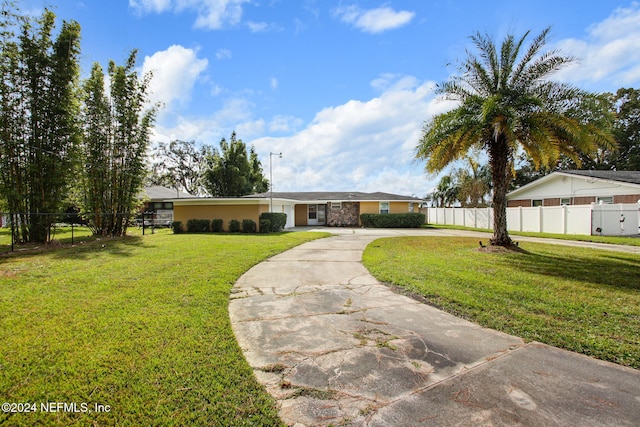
xmin=171 ymin=192 xmax=422 ymax=229
xmin=507 ymin=170 xmax=640 ymax=207
xmin=140 ymin=186 xmax=192 ymax=226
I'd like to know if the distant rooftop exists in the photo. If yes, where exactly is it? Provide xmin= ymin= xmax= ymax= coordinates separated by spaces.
xmin=246 ymin=191 xmax=422 ymax=202
xmin=141 ymin=186 xmax=193 ymax=200
xmin=562 ymin=170 xmax=640 ymax=185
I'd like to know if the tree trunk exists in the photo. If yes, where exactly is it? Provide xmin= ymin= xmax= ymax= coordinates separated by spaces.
xmin=489 ymin=133 xmax=513 ymax=246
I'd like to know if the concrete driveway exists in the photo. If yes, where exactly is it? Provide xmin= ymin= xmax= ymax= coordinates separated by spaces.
xmin=229 ymin=228 xmax=640 ymax=426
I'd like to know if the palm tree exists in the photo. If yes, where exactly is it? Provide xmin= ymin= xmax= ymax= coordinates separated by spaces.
xmin=416 ymin=27 xmax=614 ymax=246
xmin=455 ymin=158 xmax=491 ymax=208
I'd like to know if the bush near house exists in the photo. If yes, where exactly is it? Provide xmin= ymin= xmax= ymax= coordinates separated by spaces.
xmin=259 ymin=219 xmax=271 ymax=233
xmin=186 ymin=219 xmax=210 ymax=232
xmin=171 ymin=221 xmax=184 ymax=234
xmin=360 ymin=213 xmax=425 ymax=228
xmin=259 ymin=213 xmax=287 ymax=232
xmin=242 ymin=219 xmax=257 ymax=233
xmin=211 ymin=219 xmax=224 ymax=232
xmin=229 ymin=219 xmax=241 ymax=233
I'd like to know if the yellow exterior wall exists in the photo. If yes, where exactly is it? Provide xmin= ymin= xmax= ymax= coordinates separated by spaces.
xmin=295 ymin=204 xmax=308 ymax=226
xmin=359 ymin=202 xmax=379 ymax=215
xmin=174 ymin=204 xmax=263 ymax=231
xmin=390 ymin=202 xmax=411 ymax=213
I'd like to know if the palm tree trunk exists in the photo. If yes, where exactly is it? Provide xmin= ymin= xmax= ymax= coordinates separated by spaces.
xmin=489 ymin=134 xmax=513 ymax=246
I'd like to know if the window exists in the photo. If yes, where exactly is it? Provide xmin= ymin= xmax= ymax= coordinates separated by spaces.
xmin=163 ymin=202 xmax=173 ymax=209
xmin=532 ymin=199 xmax=543 ymax=207
xmin=408 ymin=202 xmax=414 ymax=212
xmin=596 ymin=196 xmax=613 ymax=204
xmin=308 ymin=205 xmax=317 ymax=219
xmin=379 ymin=202 xmax=389 ymax=214
xmin=560 ymin=198 xmax=571 ymax=206
xmin=331 ymin=202 xmax=342 ymax=210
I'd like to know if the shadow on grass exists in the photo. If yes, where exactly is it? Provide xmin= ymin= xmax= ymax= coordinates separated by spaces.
xmin=0 ymin=235 xmax=149 ymax=262
xmin=495 ymin=248 xmax=640 ymax=292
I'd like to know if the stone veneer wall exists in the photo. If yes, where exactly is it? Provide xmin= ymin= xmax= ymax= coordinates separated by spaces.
xmin=326 ymin=202 xmax=360 ymax=226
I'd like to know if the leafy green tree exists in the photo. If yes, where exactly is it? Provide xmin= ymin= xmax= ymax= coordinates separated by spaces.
xmin=428 ymin=175 xmax=459 ymax=207
xmin=149 ymin=139 xmax=211 ymax=196
xmin=416 ymin=28 xmax=614 ymax=246
xmin=203 ymin=132 xmax=268 ymax=197
xmin=81 ymin=51 xmax=157 ymax=236
xmin=455 ymin=158 xmax=491 ymax=207
xmin=0 ymin=6 xmax=81 ymax=243
xmin=613 ymin=87 xmax=640 ymax=170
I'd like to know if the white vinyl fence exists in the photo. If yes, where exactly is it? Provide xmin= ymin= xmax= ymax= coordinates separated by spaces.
xmin=425 ymin=203 xmax=640 ymax=236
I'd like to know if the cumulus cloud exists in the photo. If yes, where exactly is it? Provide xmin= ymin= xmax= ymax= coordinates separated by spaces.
xmin=553 ymin=2 xmax=640 ymax=89
xmin=334 ymin=5 xmax=414 ymax=33
xmin=215 ymin=48 xmax=232 ymax=60
xmin=152 ymin=73 xmax=453 ymax=196
xmin=248 ymin=75 xmax=447 ymax=196
xmin=129 ymin=0 xmax=249 ymax=30
xmin=141 ymin=45 xmax=208 ymax=110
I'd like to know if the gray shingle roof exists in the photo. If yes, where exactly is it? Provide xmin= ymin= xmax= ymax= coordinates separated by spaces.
xmin=141 ymin=186 xmax=193 ymax=200
xmin=562 ymin=170 xmax=640 ymax=185
xmin=245 ymin=191 xmax=422 ymax=202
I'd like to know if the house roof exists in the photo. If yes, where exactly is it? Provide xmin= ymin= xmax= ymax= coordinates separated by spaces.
xmin=245 ymin=191 xmax=422 ymax=202
xmin=507 ymin=170 xmax=640 ymax=198
xmin=561 ymin=170 xmax=640 ymax=185
xmin=141 ymin=186 xmax=193 ymax=200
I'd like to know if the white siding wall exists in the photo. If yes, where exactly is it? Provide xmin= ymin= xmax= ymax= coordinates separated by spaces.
xmin=426 ymin=204 xmax=640 ymax=236
xmin=509 ymin=174 xmax=640 ymax=200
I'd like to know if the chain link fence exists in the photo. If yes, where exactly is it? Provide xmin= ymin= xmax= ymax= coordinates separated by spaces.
xmin=0 ymin=211 xmax=168 ymax=251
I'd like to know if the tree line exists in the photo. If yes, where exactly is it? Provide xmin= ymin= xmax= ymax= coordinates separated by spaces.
xmin=0 ymin=4 xmax=158 ymax=243
xmin=0 ymin=4 xmax=269 ymax=244
xmin=427 ymin=87 xmax=639 ymax=209
xmin=148 ymin=132 xmax=268 ymax=198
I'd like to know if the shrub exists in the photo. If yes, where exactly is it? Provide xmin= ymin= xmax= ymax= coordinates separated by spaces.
xmin=259 ymin=219 xmax=271 ymax=233
xmin=229 ymin=219 xmax=241 ymax=233
xmin=360 ymin=213 xmax=425 ymax=228
xmin=171 ymin=221 xmax=184 ymax=234
xmin=186 ymin=219 xmax=210 ymax=232
xmin=211 ymin=219 xmax=224 ymax=232
xmin=259 ymin=212 xmax=287 ymax=232
xmin=242 ymin=219 xmax=257 ymax=233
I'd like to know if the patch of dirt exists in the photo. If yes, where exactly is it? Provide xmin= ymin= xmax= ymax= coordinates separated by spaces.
xmin=477 ymin=241 xmax=528 ymax=254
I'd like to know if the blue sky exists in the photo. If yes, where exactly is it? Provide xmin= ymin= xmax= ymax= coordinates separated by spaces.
xmin=21 ymin=1 xmax=640 ymax=197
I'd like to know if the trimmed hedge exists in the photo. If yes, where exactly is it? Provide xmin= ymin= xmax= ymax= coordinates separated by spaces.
xmin=242 ymin=219 xmax=257 ymax=233
xmin=211 ymin=219 xmax=224 ymax=232
xmin=259 ymin=219 xmax=271 ymax=233
xmin=360 ymin=213 xmax=425 ymax=228
xmin=171 ymin=221 xmax=184 ymax=234
xmin=229 ymin=219 xmax=241 ymax=233
xmin=186 ymin=219 xmax=210 ymax=232
xmin=259 ymin=212 xmax=287 ymax=232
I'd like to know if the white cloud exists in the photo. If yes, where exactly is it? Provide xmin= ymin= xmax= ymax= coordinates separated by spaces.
xmin=153 ymin=74 xmax=449 ymax=196
xmin=215 ymin=48 xmax=232 ymax=60
xmin=553 ymin=2 xmax=640 ymax=89
xmin=270 ymin=77 xmax=279 ymax=90
xmin=129 ymin=0 xmax=172 ymax=13
xmin=247 ymin=21 xmax=269 ymax=32
xmin=130 ymin=0 xmax=249 ymax=30
xmin=141 ymin=45 xmax=208 ymax=111
xmin=249 ymin=75 xmax=445 ymax=196
xmin=334 ymin=5 xmax=414 ymax=34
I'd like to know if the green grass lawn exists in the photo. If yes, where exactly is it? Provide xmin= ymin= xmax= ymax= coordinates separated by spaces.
xmin=0 ymin=226 xmax=170 ymax=253
xmin=427 ymin=224 xmax=640 ymax=246
xmin=0 ymin=231 xmax=327 ymax=426
xmin=362 ymin=236 xmax=640 ymax=369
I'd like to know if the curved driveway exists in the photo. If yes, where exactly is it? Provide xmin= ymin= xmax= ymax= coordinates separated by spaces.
xmin=229 ymin=228 xmax=640 ymax=426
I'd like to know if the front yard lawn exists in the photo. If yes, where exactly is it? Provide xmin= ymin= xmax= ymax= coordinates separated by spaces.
xmin=0 ymin=231 xmax=327 ymax=426
xmin=362 ymin=236 xmax=640 ymax=369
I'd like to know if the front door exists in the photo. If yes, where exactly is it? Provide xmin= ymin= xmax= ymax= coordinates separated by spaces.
xmin=307 ymin=204 xmax=325 ymax=225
